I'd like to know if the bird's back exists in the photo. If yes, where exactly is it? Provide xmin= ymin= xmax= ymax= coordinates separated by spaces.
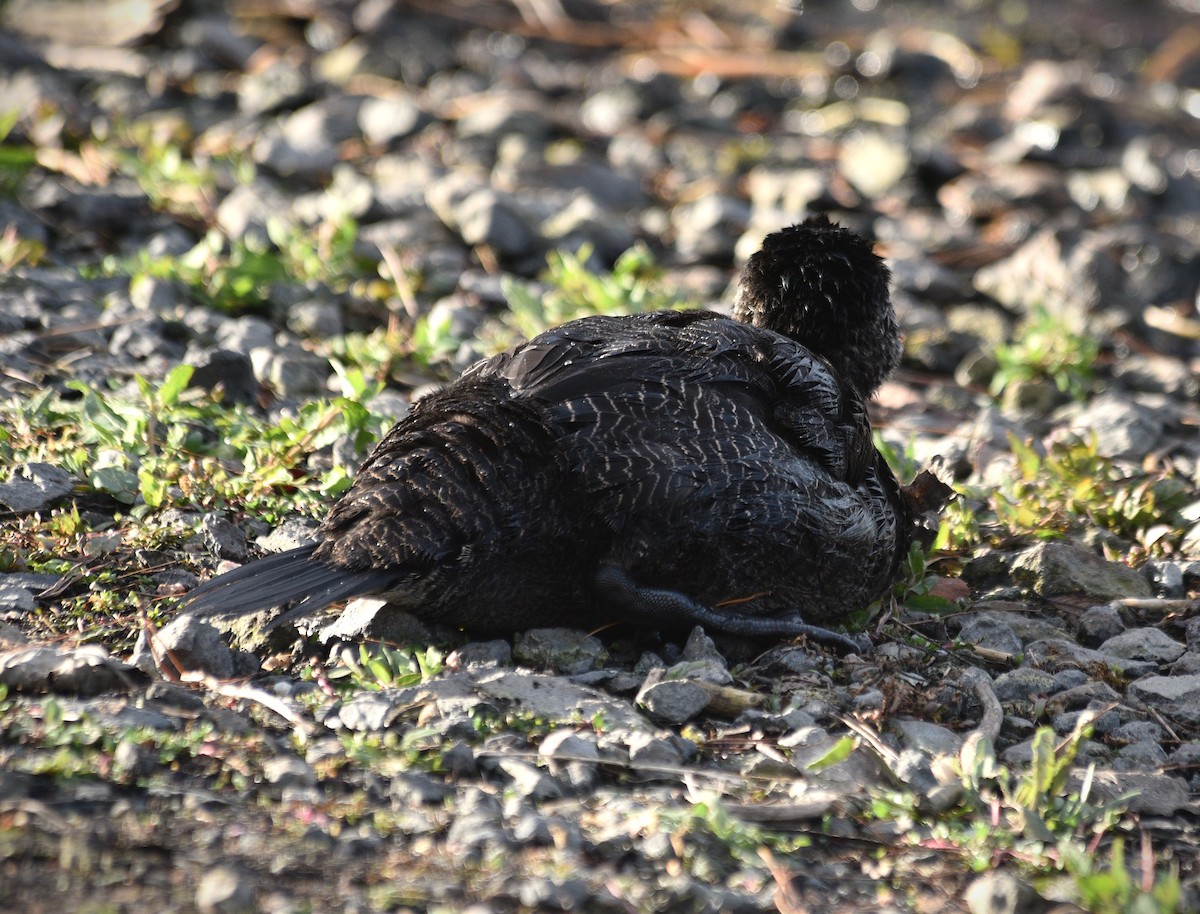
xmin=472 ymin=309 xmax=905 ymax=623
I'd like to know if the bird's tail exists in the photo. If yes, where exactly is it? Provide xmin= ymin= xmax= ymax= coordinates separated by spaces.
xmin=179 ymin=544 xmax=394 ymax=629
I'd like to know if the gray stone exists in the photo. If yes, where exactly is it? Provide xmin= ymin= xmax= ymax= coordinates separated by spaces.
xmin=473 ymin=670 xmax=651 ymax=734
xmin=213 ymin=181 xmax=291 ymax=246
xmin=129 ymin=275 xmax=187 ymax=313
xmin=636 ymin=677 xmax=711 ymax=724
xmin=0 ymin=463 xmax=74 ymax=512
xmin=256 ymin=518 xmax=320 ymax=553
xmin=539 ymin=193 xmax=637 ymax=263
xmin=388 ymin=770 xmax=453 ymax=806
xmin=992 ymin=668 xmax=1055 ymax=702
xmin=1075 ymin=770 xmax=1190 ymax=815
xmin=0 ymin=584 xmax=36 ymax=613
xmin=1050 ymin=669 xmax=1090 ymax=692
xmin=681 ymin=626 xmax=727 ymax=666
xmin=972 ymin=226 xmax=1126 ymax=326
xmin=179 ymin=15 xmax=261 ymax=70
xmin=358 ymin=93 xmax=429 ymax=146
xmin=1168 ymin=741 xmax=1200 ymax=768
xmin=538 ymin=729 xmax=601 ymax=791
xmin=494 ymin=757 xmax=562 ymax=801
xmin=512 ymin=628 xmax=605 ymax=675
xmin=672 ymin=195 xmax=750 ymax=262
xmin=197 ymin=865 xmax=256 ymax=914
xmin=1099 ymin=627 xmax=1186 ymax=665
xmin=448 ymin=640 xmax=512 ymax=668
xmin=318 ymin=598 xmax=435 ymax=645
xmin=253 ymin=344 xmax=330 ymax=397
xmin=0 ymin=621 xmax=29 ymax=644
xmin=237 ymin=59 xmax=310 ymax=115
xmin=215 ymin=315 xmax=276 ymax=354
xmin=889 ymin=719 xmax=964 ymax=756
xmin=0 ymin=645 xmax=143 ymax=695
xmin=1023 ymin=638 xmax=1157 ymax=678
xmin=263 ymin=754 xmax=317 ymax=789
xmin=112 ymin=738 xmax=156 ymax=780
xmin=1170 ymin=652 xmax=1200 ymax=675
xmin=451 ymin=188 xmax=540 ymax=257
xmin=1011 ymin=542 xmax=1153 ymax=600
xmin=1065 ymin=392 xmax=1166 ymax=460
xmin=456 ymin=96 xmax=555 ymax=141
xmin=1129 ymin=674 xmax=1200 ymax=724
xmin=839 ymin=130 xmax=910 ymax=198
xmin=956 ymin=614 xmax=1023 ymax=655
xmin=140 ymin=615 xmax=238 ymax=679
xmin=625 ymin=731 xmax=684 ymax=768
xmin=445 ymin=788 xmax=509 ymax=855
xmin=1114 ymin=741 xmax=1168 ymax=769
xmin=1051 ymin=708 xmax=1118 ymax=736
xmin=1141 ymin=560 xmax=1185 ymax=599
xmin=1112 ymin=720 xmax=1166 ymax=744
xmin=285 ymin=300 xmax=344 ymax=339
xmin=185 ymin=348 xmax=259 ymax=405
xmin=964 ymin=872 xmax=1044 ymax=914
xmin=201 ymin=514 xmax=249 ymax=562
xmin=334 ymin=676 xmax=479 ymax=731
xmin=1076 ymin=604 xmax=1125 ymax=647
xmin=253 ymin=98 xmax=365 ymax=179
xmin=1046 ymin=681 xmax=1120 ymax=712
xmin=664 ymin=657 xmax=733 ymax=687
xmin=510 ymin=812 xmax=555 ymax=846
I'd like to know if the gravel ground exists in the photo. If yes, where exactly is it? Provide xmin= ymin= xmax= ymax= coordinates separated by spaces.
xmin=1 ymin=1 xmax=1200 ymax=912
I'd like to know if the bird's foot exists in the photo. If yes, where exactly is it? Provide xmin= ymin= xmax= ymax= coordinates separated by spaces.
xmin=594 ymin=563 xmax=870 ymax=654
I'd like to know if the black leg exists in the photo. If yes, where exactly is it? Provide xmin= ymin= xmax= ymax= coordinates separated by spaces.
xmin=594 ymin=563 xmax=870 ymax=655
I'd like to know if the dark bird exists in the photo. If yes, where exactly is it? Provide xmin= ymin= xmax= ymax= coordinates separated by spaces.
xmin=181 ymin=216 xmax=950 ymax=651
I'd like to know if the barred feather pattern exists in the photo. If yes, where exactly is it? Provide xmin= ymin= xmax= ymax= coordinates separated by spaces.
xmin=182 ymin=216 xmax=934 ymax=635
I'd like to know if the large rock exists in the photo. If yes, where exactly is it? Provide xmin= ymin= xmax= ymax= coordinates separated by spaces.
xmin=1011 ymin=542 xmax=1152 ymax=600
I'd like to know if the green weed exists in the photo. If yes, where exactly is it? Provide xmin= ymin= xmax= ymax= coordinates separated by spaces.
xmin=659 ymin=790 xmax=809 ymax=877
xmin=995 ymin=435 xmax=1192 ymax=556
xmin=990 ymin=303 xmax=1099 ymax=402
xmin=324 ymin=642 xmax=446 ymax=692
xmin=495 ymin=243 xmax=693 ymax=344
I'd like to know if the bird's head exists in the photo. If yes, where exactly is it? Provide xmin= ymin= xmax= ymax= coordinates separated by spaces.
xmin=734 ymin=215 xmax=900 ymax=398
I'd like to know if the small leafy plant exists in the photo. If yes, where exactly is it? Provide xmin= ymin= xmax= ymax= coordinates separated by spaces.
xmin=497 ymin=243 xmax=692 ymax=344
xmin=989 ymin=303 xmax=1100 ymax=402
xmin=994 ymin=435 xmax=1192 ymax=555
xmin=323 ymin=642 xmax=446 ymax=692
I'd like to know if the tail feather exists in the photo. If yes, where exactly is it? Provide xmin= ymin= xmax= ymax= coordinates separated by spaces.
xmin=180 ymin=544 xmax=393 ymax=626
